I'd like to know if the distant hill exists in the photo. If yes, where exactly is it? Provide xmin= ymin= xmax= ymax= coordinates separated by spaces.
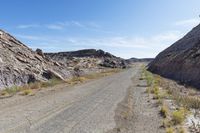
xmin=148 ymin=24 xmax=200 ymax=89
xmin=126 ymin=58 xmax=154 ymax=63
xmin=45 ymin=49 xmax=115 ymax=58
xmin=45 ymin=49 xmax=128 ymax=69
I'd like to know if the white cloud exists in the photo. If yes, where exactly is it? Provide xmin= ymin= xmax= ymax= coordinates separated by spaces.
xmin=174 ymin=18 xmax=199 ymax=27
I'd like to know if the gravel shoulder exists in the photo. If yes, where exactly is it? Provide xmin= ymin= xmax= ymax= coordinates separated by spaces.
xmin=108 ymin=65 xmax=165 ymax=133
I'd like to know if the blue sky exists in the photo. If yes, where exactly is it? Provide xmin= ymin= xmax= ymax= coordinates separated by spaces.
xmin=0 ymin=0 xmax=200 ymax=58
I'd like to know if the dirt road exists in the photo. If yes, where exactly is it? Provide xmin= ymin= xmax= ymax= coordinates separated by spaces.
xmin=0 ymin=64 xmax=163 ymax=133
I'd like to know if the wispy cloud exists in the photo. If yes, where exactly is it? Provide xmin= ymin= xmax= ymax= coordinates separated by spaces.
xmin=15 ymin=34 xmax=42 ymax=40
xmin=46 ymin=24 xmax=64 ymax=30
xmin=17 ymin=24 xmax=40 ymax=29
xmin=15 ymin=30 xmax=183 ymax=58
xmin=71 ymin=21 xmax=86 ymax=28
xmin=16 ymin=21 xmax=103 ymax=31
xmin=174 ymin=18 xmax=199 ymax=27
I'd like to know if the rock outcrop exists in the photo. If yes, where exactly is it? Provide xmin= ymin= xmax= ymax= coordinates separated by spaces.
xmin=148 ymin=24 xmax=200 ymax=89
xmin=45 ymin=49 xmax=128 ymax=69
xmin=0 ymin=29 xmax=72 ymax=89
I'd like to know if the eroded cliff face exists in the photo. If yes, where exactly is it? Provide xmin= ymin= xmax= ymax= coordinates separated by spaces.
xmin=0 ymin=29 xmax=72 ymax=89
xmin=148 ymin=24 xmax=200 ymax=89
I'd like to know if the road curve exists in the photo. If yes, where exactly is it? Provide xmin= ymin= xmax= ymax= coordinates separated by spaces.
xmin=0 ymin=65 xmax=141 ymax=133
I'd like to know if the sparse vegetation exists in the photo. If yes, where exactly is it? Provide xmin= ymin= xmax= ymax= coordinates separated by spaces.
xmin=0 ymin=69 xmax=121 ymax=97
xmin=143 ymin=69 xmax=191 ymax=132
xmin=66 ymin=69 xmax=120 ymax=85
xmin=1 ymin=86 xmax=22 ymax=96
xmin=174 ymin=95 xmax=200 ymax=109
xmin=144 ymin=70 xmax=154 ymax=87
xmin=41 ymin=78 xmax=64 ymax=87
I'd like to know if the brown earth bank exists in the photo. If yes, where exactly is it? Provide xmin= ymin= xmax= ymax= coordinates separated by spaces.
xmin=148 ymin=23 xmax=200 ymax=89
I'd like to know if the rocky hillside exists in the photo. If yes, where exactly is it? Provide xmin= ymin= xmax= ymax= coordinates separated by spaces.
xmin=126 ymin=58 xmax=154 ymax=63
xmin=45 ymin=49 xmax=128 ymax=70
xmin=148 ymin=24 xmax=200 ymax=89
xmin=0 ymin=29 xmax=72 ymax=89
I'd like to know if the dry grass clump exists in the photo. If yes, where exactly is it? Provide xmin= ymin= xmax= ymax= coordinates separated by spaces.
xmin=29 ymin=82 xmax=41 ymax=90
xmin=0 ymin=91 xmax=9 ymax=96
xmin=21 ymin=89 xmax=33 ymax=96
xmin=144 ymin=70 xmax=154 ymax=87
xmin=175 ymin=95 xmax=200 ymax=109
xmin=172 ymin=108 xmax=187 ymax=125
xmin=66 ymin=77 xmax=87 ymax=84
xmin=41 ymin=78 xmax=64 ymax=87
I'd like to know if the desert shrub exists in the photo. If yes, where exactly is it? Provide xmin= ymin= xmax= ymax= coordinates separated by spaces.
xmin=177 ymin=127 xmax=186 ymax=133
xmin=160 ymin=104 xmax=168 ymax=118
xmin=152 ymin=86 xmax=160 ymax=99
xmin=172 ymin=108 xmax=187 ymax=125
xmin=162 ymin=118 xmax=171 ymax=128
xmin=166 ymin=127 xmax=175 ymax=133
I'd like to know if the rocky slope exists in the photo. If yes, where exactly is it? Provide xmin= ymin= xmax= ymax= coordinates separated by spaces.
xmin=0 ymin=29 xmax=72 ymax=89
xmin=45 ymin=49 xmax=128 ymax=71
xmin=148 ymin=24 xmax=200 ymax=89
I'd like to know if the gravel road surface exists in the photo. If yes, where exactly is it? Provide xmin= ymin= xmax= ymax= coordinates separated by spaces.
xmin=0 ymin=64 xmax=163 ymax=133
